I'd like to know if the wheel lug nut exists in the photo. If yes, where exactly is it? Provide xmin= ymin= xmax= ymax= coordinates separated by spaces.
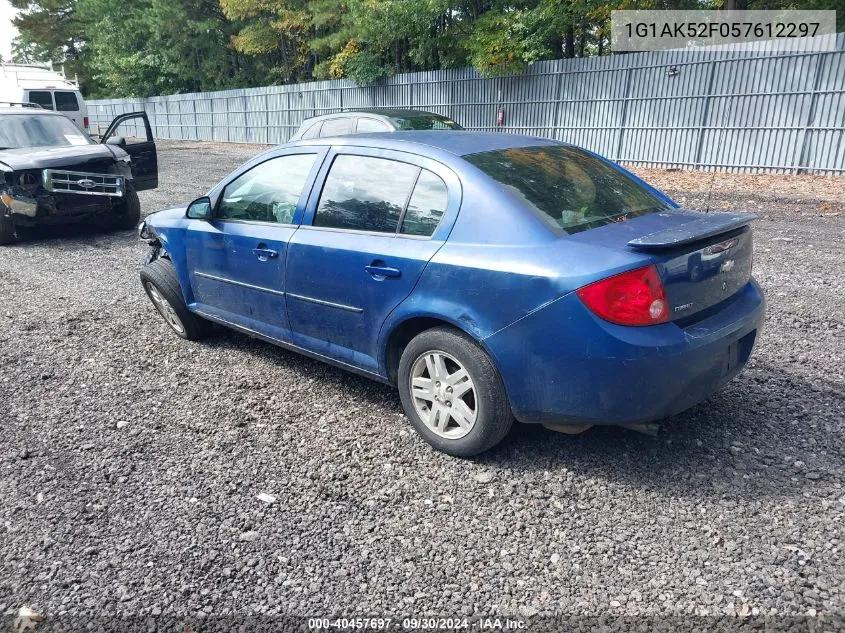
xmin=435 ymin=381 xmax=441 ymax=387
xmin=446 ymin=401 xmax=452 ymax=407
xmin=446 ymin=386 xmax=453 ymax=393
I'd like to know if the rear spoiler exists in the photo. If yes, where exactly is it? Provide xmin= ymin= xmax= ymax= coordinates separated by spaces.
xmin=627 ymin=211 xmax=756 ymax=251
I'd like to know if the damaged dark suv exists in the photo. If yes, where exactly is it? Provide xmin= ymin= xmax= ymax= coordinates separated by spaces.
xmin=0 ymin=106 xmax=158 ymax=245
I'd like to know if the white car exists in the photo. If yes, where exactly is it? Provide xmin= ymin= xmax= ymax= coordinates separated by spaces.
xmin=0 ymin=62 xmax=88 ymax=133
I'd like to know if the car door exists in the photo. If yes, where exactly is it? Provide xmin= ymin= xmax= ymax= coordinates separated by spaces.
xmin=100 ymin=112 xmax=158 ymax=190
xmin=184 ymin=148 xmax=327 ymax=341
xmin=285 ymin=148 xmax=460 ymax=374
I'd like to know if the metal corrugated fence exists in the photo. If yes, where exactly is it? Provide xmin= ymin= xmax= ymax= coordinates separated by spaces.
xmin=88 ymin=35 xmax=845 ymax=174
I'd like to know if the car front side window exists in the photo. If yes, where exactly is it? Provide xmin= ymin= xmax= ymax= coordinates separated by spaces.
xmin=216 ymin=154 xmax=318 ymax=224
xmin=313 ymin=155 xmax=420 ymax=233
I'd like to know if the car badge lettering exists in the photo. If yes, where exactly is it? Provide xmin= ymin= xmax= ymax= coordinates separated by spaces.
xmin=77 ymin=178 xmax=96 ymax=189
xmin=704 ymin=238 xmax=738 ymax=255
xmin=674 ymin=302 xmax=693 ymax=313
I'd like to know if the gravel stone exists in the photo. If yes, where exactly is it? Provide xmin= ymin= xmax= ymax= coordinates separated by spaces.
xmin=0 ymin=141 xmax=843 ymax=624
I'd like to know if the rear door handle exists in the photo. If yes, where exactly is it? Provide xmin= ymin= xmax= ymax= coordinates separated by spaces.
xmin=253 ymin=247 xmax=278 ymax=261
xmin=365 ymin=265 xmax=401 ymax=279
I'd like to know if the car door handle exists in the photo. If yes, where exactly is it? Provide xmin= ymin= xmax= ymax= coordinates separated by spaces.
xmin=252 ymin=247 xmax=278 ymax=261
xmin=365 ymin=265 xmax=401 ymax=279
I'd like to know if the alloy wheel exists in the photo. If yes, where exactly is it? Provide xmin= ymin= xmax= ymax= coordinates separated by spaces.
xmin=409 ymin=350 xmax=478 ymax=439
xmin=145 ymin=282 xmax=186 ymax=336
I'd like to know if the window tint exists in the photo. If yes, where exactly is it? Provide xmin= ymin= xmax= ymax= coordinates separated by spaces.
xmin=401 ymin=170 xmax=448 ymax=237
xmin=464 ymin=146 xmax=669 ymax=235
xmin=28 ymin=91 xmax=54 ymax=110
xmin=54 ymin=91 xmax=79 ymax=112
xmin=301 ymin=121 xmax=321 ymax=140
xmin=320 ymin=117 xmax=353 ymax=137
xmin=314 ymin=155 xmax=419 ymax=233
xmin=389 ymin=113 xmax=463 ymax=130
xmin=217 ymin=154 xmax=317 ymax=224
xmin=356 ymin=118 xmax=390 ymax=133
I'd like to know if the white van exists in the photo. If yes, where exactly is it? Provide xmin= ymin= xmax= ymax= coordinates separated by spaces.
xmin=0 ymin=62 xmax=88 ymax=133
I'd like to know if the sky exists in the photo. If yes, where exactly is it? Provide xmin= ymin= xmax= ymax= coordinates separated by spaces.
xmin=0 ymin=0 xmax=18 ymax=61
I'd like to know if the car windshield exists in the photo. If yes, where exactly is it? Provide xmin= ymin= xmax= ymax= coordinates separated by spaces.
xmin=388 ymin=113 xmax=463 ymax=131
xmin=464 ymin=145 xmax=670 ymax=234
xmin=0 ymin=114 xmax=92 ymax=150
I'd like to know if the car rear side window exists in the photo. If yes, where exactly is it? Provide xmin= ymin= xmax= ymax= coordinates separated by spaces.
xmin=28 ymin=91 xmax=54 ymax=110
xmin=320 ymin=117 xmax=353 ymax=137
xmin=356 ymin=118 xmax=390 ymax=133
xmin=217 ymin=154 xmax=318 ymax=224
xmin=54 ymin=91 xmax=79 ymax=112
xmin=464 ymin=145 xmax=669 ymax=235
xmin=400 ymin=170 xmax=448 ymax=237
xmin=314 ymin=155 xmax=419 ymax=233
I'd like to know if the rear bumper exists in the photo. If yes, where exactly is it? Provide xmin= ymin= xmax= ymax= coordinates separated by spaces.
xmin=484 ymin=279 xmax=765 ymax=425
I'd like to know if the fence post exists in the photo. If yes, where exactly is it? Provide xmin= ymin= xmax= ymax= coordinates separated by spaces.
xmin=794 ymin=52 xmax=825 ymax=175
xmin=614 ymin=67 xmax=633 ymax=163
xmin=551 ymin=67 xmax=563 ymax=141
xmin=693 ymin=61 xmax=717 ymax=169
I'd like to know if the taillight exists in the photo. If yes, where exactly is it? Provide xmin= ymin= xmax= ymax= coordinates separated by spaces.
xmin=576 ymin=265 xmax=669 ymax=326
xmin=83 ymin=116 xmax=89 ymax=129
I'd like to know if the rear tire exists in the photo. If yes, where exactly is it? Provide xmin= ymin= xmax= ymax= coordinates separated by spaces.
xmin=397 ymin=326 xmax=513 ymax=457
xmin=140 ymin=258 xmax=206 ymax=340
xmin=0 ymin=214 xmax=16 ymax=245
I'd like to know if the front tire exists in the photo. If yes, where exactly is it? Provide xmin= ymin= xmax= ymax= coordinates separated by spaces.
xmin=398 ymin=327 xmax=513 ymax=457
xmin=117 ymin=187 xmax=141 ymax=230
xmin=0 ymin=213 xmax=16 ymax=245
xmin=140 ymin=258 xmax=206 ymax=340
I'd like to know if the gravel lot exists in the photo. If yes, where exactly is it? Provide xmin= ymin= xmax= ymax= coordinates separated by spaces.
xmin=1 ymin=140 xmax=843 ymax=630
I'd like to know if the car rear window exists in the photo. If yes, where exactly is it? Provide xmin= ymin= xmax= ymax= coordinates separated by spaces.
xmin=464 ymin=145 xmax=669 ymax=234
xmin=388 ymin=114 xmax=462 ymax=130
xmin=54 ymin=91 xmax=79 ymax=112
xmin=27 ymin=91 xmax=54 ymax=110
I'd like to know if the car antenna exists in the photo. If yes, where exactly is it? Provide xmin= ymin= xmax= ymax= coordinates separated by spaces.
xmin=703 ymin=170 xmax=717 ymax=214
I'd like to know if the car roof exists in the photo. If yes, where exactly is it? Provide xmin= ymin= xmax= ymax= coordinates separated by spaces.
xmin=345 ymin=108 xmax=450 ymax=118
xmin=293 ymin=130 xmax=560 ymax=157
xmin=301 ymin=108 xmax=450 ymax=124
xmin=0 ymin=106 xmax=63 ymax=116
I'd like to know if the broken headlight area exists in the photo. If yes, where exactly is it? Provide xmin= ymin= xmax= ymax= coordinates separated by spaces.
xmin=138 ymin=218 xmax=157 ymax=241
xmin=1 ymin=171 xmax=41 ymax=218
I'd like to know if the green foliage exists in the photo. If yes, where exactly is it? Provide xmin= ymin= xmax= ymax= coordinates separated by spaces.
xmin=11 ymin=0 xmax=841 ymax=96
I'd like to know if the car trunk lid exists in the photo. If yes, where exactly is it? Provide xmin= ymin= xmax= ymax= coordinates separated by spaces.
xmin=566 ymin=209 xmax=755 ymax=322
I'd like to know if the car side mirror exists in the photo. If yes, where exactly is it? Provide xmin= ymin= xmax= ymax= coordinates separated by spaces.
xmin=186 ymin=197 xmax=212 ymax=220
xmin=106 ymin=136 xmax=126 ymax=147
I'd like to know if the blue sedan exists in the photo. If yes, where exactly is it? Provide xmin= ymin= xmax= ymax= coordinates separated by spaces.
xmin=138 ymin=132 xmax=765 ymax=457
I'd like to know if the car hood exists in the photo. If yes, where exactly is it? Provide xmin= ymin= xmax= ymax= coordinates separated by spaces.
xmin=0 ymin=144 xmax=126 ymax=171
xmin=148 ymin=205 xmax=189 ymax=223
